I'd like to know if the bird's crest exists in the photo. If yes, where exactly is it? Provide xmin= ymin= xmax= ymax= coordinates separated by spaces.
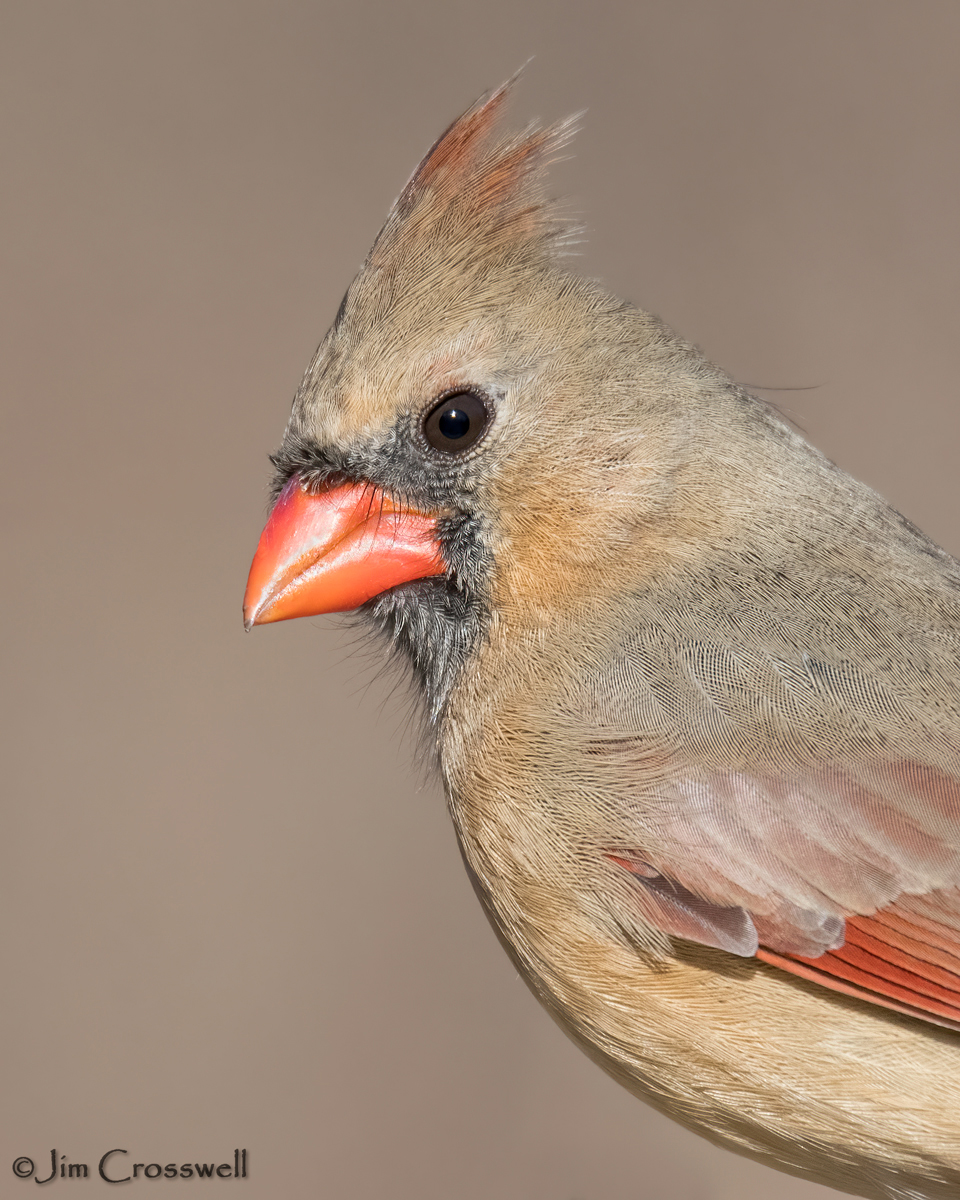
xmin=370 ymin=78 xmax=579 ymax=270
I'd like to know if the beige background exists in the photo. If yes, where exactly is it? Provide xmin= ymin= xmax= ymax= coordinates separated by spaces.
xmin=3 ymin=3 xmax=960 ymax=1197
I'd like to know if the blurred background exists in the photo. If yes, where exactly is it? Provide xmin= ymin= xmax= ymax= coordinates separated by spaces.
xmin=3 ymin=3 xmax=960 ymax=1197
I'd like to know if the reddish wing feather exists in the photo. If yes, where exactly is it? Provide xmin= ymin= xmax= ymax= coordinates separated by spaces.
xmin=607 ymin=758 xmax=960 ymax=1030
xmin=612 ymin=853 xmax=960 ymax=1029
xmin=758 ymin=895 xmax=960 ymax=1031
xmin=606 ymin=853 xmax=758 ymax=956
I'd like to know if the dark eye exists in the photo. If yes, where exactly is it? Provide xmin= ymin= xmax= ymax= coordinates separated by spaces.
xmin=422 ymin=390 xmax=490 ymax=453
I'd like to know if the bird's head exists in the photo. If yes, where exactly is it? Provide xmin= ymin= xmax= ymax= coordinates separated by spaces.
xmin=244 ymin=80 xmax=760 ymax=710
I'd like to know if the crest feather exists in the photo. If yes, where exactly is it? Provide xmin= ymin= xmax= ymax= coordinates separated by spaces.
xmin=399 ymin=82 xmax=512 ymax=209
xmin=375 ymin=77 xmax=580 ymax=267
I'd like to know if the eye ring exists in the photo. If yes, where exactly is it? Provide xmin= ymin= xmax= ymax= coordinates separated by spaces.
xmin=421 ymin=389 xmax=492 ymax=455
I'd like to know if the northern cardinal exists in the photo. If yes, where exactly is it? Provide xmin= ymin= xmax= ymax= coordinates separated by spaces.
xmin=244 ymin=82 xmax=960 ymax=1199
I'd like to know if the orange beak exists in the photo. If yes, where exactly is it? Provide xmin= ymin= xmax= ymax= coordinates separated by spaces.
xmin=243 ymin=476 xmax=446 ymax=629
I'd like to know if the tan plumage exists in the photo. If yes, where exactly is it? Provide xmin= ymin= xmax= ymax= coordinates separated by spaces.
xmin=245 ymin=82 xmax=960 ymax=1199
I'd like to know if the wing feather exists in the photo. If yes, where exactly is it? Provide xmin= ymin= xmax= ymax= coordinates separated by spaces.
xmin=572 ymin=575 xmax=960 ymax=1027
xmin=756 ymin=899 xmax=960 ymax=1030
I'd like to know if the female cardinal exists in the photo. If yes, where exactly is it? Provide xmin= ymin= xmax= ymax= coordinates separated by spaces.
xmin=244 ymin=82 xmax=960 ymax=1199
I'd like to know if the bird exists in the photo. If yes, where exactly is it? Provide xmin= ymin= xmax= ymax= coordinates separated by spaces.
xmin=243 ymin=81 xmax=960 ymax=1200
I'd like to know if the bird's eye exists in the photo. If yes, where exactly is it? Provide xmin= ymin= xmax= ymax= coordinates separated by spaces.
xmin=422 ymin=390 xmax=490 ymax=454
